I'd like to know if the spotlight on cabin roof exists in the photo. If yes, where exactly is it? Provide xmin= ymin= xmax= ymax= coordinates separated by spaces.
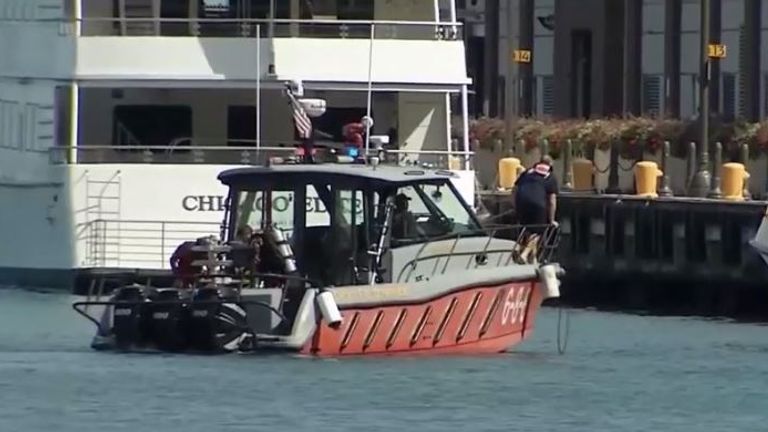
xmin=298 ymin=98 xmax=327 ymax=118
xmin=369 ymin=135 xmax=389 ymax=148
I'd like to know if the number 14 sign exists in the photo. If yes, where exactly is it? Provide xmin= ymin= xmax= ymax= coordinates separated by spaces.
xmin=501 ymin=284 xmax=530 ymax=326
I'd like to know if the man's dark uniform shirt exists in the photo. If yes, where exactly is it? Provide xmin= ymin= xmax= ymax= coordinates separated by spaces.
xmin=514 ymin=163 xmax=559 ymax=225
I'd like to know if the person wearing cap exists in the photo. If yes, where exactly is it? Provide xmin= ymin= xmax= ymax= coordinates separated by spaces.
xmin=391 ymin=193 xmax=419 ymax=239
xmin=513 ymin=155 xmax=559 ymax=227
xmin=512 ymin=155 xmax=559 ymax=262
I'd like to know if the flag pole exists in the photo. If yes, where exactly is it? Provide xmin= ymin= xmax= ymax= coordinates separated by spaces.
xmin=285 ymin=82 xmax=314 ymax=163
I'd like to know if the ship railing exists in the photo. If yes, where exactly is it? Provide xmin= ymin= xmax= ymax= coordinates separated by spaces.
xmin=395 ymin=224 xmax=561 ymax=283
xmin=49 ymin=144 xmax=474 ymax=170
xmin=79 ymin=218 xmax=223 ymax=270
xmin=50 ymin=144 xmax=299 ymax=166
xmin=369 ymin=148 xmax=475 ymax=171
xmin=66 ymin=17 xmax=462 ymax=40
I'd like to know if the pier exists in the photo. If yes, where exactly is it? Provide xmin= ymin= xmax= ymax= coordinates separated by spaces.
xmin=481 ymin=191 xmax=768 ymax=320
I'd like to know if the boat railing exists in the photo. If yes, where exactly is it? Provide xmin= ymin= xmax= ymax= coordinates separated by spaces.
xmin=396 ymin=224 xmax=561 ymax=283
xmin=65 ymin=17 xmax=462 ymax=40
xmin=80 ymin=218 xmax=223 ymax=269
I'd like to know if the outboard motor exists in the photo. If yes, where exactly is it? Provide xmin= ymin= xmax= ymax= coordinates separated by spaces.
xmin=187 ymin=287 xmax=249 ymax=353
xmin=187 ymin=287 xmax=224 ymax=352
xmin=146 ymin=288 xmax=187 ymax=352
xmin=111 ymin=285 xmax=147 ymax=349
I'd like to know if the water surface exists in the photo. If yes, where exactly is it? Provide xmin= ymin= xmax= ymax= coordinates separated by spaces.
xmin=0 ymin=289 xmax=766 ymax=431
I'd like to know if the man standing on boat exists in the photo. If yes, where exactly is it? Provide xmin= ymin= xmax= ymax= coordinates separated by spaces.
xmin=512 ymin=155 xmax=559 ymax=262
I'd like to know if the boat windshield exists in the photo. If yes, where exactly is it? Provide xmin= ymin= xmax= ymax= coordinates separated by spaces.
xmin=390 ymin=181 xmax=481 ymax=245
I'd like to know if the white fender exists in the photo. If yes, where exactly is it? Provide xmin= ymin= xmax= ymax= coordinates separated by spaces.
xmin=316 ymin=289 xmax=343 ymax=328
xmin=537 ymin=263 xmax=563 ymax=300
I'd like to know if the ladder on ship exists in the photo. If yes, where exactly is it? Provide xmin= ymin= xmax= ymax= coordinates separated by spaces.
xmin=85 ymin=172 xmax=123 ymax=267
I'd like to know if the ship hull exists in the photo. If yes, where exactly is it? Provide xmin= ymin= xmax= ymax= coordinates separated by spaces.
xmin=302 ymin=280 xmax=545 ymax=357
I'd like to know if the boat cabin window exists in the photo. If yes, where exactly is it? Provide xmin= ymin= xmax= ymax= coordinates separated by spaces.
xmin=302 ymin=184 xmax=374 ymax=285
xmin=234 ymin=190 xmax=295 ymax=240
xmin=390 ymin=182 xmax=480 ymax=246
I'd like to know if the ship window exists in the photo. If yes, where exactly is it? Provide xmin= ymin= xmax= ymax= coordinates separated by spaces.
xmin=227 ymin=105 xmax=258 ymax=147
xmin=338 ymin=0 xmax=373 ymax=20
xmin=112 ymin=105 xmax=192 ymax=151
xmin=391 ymin=182 xmax=481 ymax=245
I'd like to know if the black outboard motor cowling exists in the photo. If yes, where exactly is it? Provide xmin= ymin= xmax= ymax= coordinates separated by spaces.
xmin=187 ymin=287 xmax=249 ymax=353
xmin=187 ymin=287 xmax=223 ymax=352
xmin=146 ymin=289 xmax=187 ymax=352
xmin=111 ymin=286 xmax=147 ymax=349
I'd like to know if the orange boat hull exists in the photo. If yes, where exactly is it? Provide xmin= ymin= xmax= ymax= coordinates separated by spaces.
xmin=301 ymin=280 xmax=545 ymax=356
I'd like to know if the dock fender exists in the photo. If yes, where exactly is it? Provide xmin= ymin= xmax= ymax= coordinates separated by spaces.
xmin=536 ymin=263 xmax=564 ymax=300
xmin=316 ymin=288 xmax=343 ymax=328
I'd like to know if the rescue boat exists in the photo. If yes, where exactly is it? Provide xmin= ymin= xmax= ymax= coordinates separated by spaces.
xmin=73 ymin=156 xmax=563 ymax=356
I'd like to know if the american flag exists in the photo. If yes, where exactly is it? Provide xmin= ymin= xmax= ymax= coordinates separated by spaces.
xmin=285 ymin=88 xmax=312 ymax=140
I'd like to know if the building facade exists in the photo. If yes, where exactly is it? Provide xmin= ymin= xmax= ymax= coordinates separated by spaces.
xmin=462 ymin=0 xmax=767 ymax=121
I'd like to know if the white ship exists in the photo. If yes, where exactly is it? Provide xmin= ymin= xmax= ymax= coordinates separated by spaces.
xmin=0 ymin=0 xmax=476 ymax=292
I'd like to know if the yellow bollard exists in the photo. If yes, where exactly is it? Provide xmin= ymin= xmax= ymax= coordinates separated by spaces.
xmin=448 ymin=156 xmax=462 ymax=170
xmin=572 ymin=158 xmax=595 ymax=191
xmin=498 ymin=157 xmax=525 ymax=189
xmin=721 ymin=162 xmax=749 ymax=201
xmin=634 ymin=161 xmax=662 ymax=198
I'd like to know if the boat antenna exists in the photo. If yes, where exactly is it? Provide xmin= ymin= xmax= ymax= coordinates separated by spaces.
xmin=364 ymin=22 xmax=375 ymax=163
xmin=256 ymin=23 xmax=261 ymax=151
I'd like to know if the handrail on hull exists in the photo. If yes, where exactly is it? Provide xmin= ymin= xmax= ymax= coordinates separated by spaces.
xmin=396 ymin=223 xmax=561 ymax=283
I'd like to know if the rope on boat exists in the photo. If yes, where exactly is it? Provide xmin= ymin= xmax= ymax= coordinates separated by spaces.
xmin=556 ymin=305 xmax=570 ymax=355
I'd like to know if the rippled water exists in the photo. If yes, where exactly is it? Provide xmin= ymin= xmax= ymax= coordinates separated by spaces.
xmin=0 ymin=288 xmax=767 ymax=432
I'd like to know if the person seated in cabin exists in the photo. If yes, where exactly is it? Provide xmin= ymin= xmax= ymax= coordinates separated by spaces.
xmin=235 ymin=225 xmax=253 ymax=243
xmin=230 ymin=225 xmax=262 ymax=277
xmin=391 ymin=193 xmax=419 ymax=239
xmin=512 ymin=155 xmax=559 ymax=263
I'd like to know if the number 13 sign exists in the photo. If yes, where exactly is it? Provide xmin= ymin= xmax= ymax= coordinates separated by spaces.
xmin=501 ymin=285 xmax=530 ymax=326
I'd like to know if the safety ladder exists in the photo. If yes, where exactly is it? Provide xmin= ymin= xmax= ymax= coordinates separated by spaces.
xmin=84 ymin=171 xmax=123 ymax=267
